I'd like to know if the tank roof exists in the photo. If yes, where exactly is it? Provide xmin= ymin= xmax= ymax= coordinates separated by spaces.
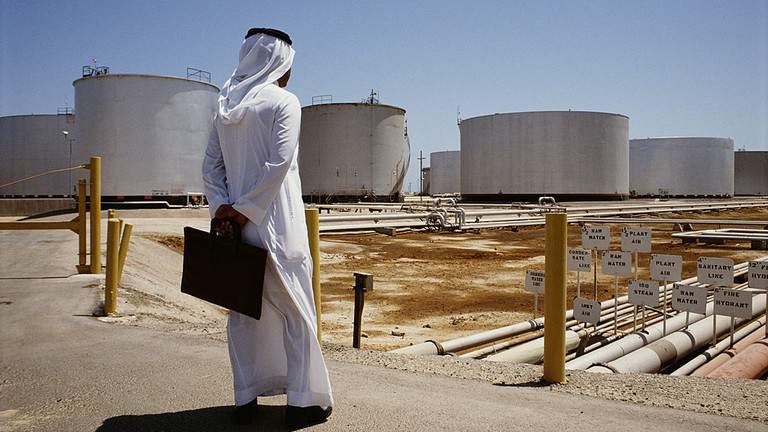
xmin=301 ymin=102 xmax=405 ymax=113
xmin=72 ymin=73 xmax=220 ymax=91
xmin=464 ymin=110 xmax=629 ymax=122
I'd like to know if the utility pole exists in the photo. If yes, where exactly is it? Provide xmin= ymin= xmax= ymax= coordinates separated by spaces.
xmin=418 ymin=150 xmax=425 ymax=202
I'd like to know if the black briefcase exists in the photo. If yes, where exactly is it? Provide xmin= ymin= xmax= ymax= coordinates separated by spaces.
xmin=181 ymin=219 xmax=267 ymax=320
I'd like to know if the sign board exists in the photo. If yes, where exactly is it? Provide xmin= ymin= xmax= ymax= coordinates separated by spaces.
xmin=601 ymin=251 xmax=632 ymax=276
xmin=567 ymin=248 xmax=592 ymax=272
xmin=672 ymin=284 xmax=708 ymax=315
xmin=621 ymin=227 xmax=652 ymax=253
xmin=628 ymin=279 xmax=659 ymax=306
xmin=582 ymin=226 xmax=610 ymax=250
xmin=697 ymin=257 xmax=734 ymax=287
xmin=748 ymin=261 xmax=768 ymax=289
xmin=649 ymin=254 xmax=683 ymax=282
xmin=524 ymin=269 xmax=545 ymax=295
xmin=714 ymin=288 xmax=753 ymax=319
xmin=573 ymin=297 xmax=601 ymax=325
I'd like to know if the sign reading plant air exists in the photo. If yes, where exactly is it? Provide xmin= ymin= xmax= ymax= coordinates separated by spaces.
xmin=581 ymin=226 xmax=610 ymax=250
xmin=573 ymin=297 xmax=601 ymax=325
xmin=601 ymin=251 xmax=632 ymax=276
xmin=524 ymin=269 xmax=545 ymax=294
xmin=621 ymin=227 xmax=652 ymax=253
xmin=567 ymin=248 xmax=592 ymax=272
xmin=672 ymin=284 xmax=708 ymax=315
xmin=748 ymin=260 xmax=768 ymax=289
xmin=697 ymin=257 xmax=734 ymax=286
xmin=714 ymin=288 xmax=752 ymax=320
xmin=628 ymin=279 xmax=659 ymax=307
xmin=649 ymin=254 xmax=683 ymax=282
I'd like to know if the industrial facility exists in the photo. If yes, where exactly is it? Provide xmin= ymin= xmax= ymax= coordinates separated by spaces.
xmin=734 ymin=150 xmax=768 ymax=196
xmin=459 ymin=111 xmax=630 ymax=202
xmin=630 ymin=137 xmax=735 ymax=197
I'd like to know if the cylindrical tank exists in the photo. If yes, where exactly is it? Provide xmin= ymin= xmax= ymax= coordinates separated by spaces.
xmin=299 ymin=103 xmax=408 ymax=202
xmin=734 ymin=150 xmax=768 ymax=195
xmin=0 ymin=114 xmax=75 ymax=197
xmin=430 ymin=151 xmax=460 ymax=195
xmin=630 ymin=137 xmax=734 ymax=197
xmin=459 ymin=111 xmax=629 ymax=201
xmin=72 ymin=74 xmax=218 ymax=203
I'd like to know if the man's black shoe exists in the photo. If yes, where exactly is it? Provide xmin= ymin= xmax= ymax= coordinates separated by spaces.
xmin=285 ymin=405 xmax=332 ymax=426
xmin=233 ymin=398 xmax=258 ymax=425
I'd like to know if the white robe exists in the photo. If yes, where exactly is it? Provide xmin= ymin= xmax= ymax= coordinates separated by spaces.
xmin=202 ymin=83 xmax=333 ymax=408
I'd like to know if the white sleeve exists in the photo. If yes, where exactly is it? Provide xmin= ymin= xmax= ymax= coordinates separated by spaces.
xmin=231 ymin=94 xmax=300 ymax=226
xmin=201 ymin=121 xmax=230 ymax=219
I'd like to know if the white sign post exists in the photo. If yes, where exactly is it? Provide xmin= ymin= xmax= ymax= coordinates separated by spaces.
xmin=567 ymin=248 xmax=592 ymax=298
xmin=621 ymin=227 xmax=652 ymax=331
xmin=525 ymin=269 xmax=545 ymax=319
xmin=748 ymin=260 xmax=768 ymax=337
xmin=650 ymin=254 xmax=683 ymax=335
xmin=582 ymin=226 xmax=610 ymax=301
xmin=602 ymin=250 xmax=632 ymax=334
xmin=714 ymin=288 xmax=753 ymax=347
xmin=574 ymin=297 xmax=601 ymax=326
xmin=698 ymin=257 xmax=735 ymax=346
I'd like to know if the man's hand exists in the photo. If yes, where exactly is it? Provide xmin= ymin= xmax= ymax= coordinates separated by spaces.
xmin=213 ymin=204 xmax=248 ymax=235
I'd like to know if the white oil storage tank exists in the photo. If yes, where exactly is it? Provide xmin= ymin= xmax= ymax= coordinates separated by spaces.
xmin=630 ymin=137 xmax=734 ymax=197
xmin=299 ymin=102 xmax=409 ymax=202
xmin=430 ymin=151 xmax=460 ymax=195
xmin=72 ymin=73 xmax=218 ymax=204
xmin=734 ymin=150 xmax=768 ymax=195
xmin=459 ymin=111 xmax=629 ymax=201
xmin=0 ymin=114 xmax=75 ymax=197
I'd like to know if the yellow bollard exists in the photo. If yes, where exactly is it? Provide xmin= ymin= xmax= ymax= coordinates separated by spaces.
xmin=543 ymin=211 xmax=568 ymax=383
xmin=105 ymin=218 xmax=119 ymax=315
xmin=305 ymin=208 xmax=322 ymax=343
xmin=89 ymin=156 xmax=101 ymax=274
xmin=117 ymin=222 xmax=133 ymax=284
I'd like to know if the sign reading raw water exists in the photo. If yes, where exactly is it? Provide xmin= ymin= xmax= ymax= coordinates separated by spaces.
xmin=582 ymin=226 xmax=610 ymax=250
xmin=524 ymin=270 xmax=545 ymax=295
xmin=573 ymin=297 xmax=601 ymax=325
xmin=672 ymin=284 xmax=708 ymax=315
xmin=649 ymin=254 xmax=682 ymax=282
xmin=748 ymin=261 xmax=768 ymax=289
xmin=567 ymin=248 xmax=592 ymax=272
xmin=621 ymin=227 xmax=652 ymax=253
xmin=601 ymin=251 xmax=633 ymax=276
xmin=714 ymin=288 xmax=752 ymax=319
xmin=628 ymin=279 xmax=659 ymax=306
xmin=697 ymin=257 xmax=734 ymax=286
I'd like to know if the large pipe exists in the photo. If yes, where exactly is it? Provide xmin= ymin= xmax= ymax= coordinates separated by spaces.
xmin=706 ymin=337 xmax=768 ymax=379
xmin=586 ymin=293 xmax=766 ymax=374
xmin=690 ymin=322 xmax=767 ymax=377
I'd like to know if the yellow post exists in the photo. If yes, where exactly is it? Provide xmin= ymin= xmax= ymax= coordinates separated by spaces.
xmin=117 ymin=222 xmax=133 ymax=284
xmin=105 ymin=218 xmax=119 ymax=315
xmin=77 ymin=179 xmax=89 ymax=273
xmin=89 ymin=156 xmax=101 ymax=274
xmin=543 ymin=211 xmax=567 ymax=383
xmin=305 ymin=208 xmax=322 ymax=343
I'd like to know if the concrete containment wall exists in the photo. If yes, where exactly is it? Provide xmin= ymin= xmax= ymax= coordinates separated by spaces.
xmin=630 ymin=137 xmax=734 ymax=197
xmin=734 ymin=151 xmax=768 ymax=195
xmin=430 ymin=151 xmax=460 ymax=195
xmin=459 ymin=111 xmax=629 ymax=201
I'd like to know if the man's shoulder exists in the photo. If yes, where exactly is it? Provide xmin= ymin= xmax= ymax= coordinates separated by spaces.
xmin=260 ymin=85 xmax=300 ymax=108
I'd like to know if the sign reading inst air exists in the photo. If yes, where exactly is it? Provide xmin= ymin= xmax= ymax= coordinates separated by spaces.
xmin=621 ymin=227 xmax=652 ymax=253
xmin=697 ymin=257 xmax=734 ymax=286
xmin=573 ymin=297 xmax=601 ymax=325
xmin=567 ymin=248 xmax=592 ymax=272
xmin=714 ymin=288 xmax=752 ymax=319
xmin=524 ymin=269 xmax=545 ymax=295
xmin=672 ymin=284 xmax=707 ymax=315
xmin=748 ymin=261 xmax=768 ymax=290
xmin=628 ymin=279 xmax=659 ymax=306
xmin=649 ymin=254 xmax=682 ymax=282
xmin=601 ymin=251 xmax=632 ymax=276
xmin=581 ymin=226 xmax=610 ymax=250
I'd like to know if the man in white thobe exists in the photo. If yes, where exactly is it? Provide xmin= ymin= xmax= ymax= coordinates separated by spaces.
xmin=202 ymin=28 xmax=333 ymax=426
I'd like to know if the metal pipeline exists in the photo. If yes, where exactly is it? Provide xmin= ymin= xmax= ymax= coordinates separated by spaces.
xmin=691 ymin=322 xmax=767 ymax=377
xmin=706 ymin=336 xmax=768 ymax=379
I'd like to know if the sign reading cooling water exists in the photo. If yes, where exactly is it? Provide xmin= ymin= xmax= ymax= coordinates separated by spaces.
xmin=601 ymin=251 xmax=632 ymax=276
xmin=621 ymin=227 xmax=652 ymax=253
xmin=628 ymin=280 xmax=659 ymax=306
xmin=672 ymin=284 xmax=708 ymax=315
xmin=524 ymin=270 xmax=545 ymax=295
xmin=573 ymin=297 xmax=601 ymax=325
xmin=697 ymin=257 xmax=734 ymax=286
xmin=582 ymin=226 xmax=610 ymax=250
xmin=714 ymin=288 xmax=752 ymax=319
xmin=567 ymin=248 xmax=592 ymax=272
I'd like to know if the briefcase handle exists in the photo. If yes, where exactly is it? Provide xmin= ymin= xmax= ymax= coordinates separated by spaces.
xmin=211 ymin=217 xmax=243 ymax=246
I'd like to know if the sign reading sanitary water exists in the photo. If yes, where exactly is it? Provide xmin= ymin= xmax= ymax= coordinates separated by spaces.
xmin=601 ymin=251 xmax=633 ymax=276
xmin=524 ymin=269 xmax=545 ymax=295
xmin=748 ymin=261 xmax=768 ymax=289
xmin=649 ymin=254 xmax=682 ymax=282
xmin=672 ymin=284 xmax=708 ymax=315
xmin=567 ymin=248 xmax=592 ymax=272
xmin=714 ymin=288 xmax=752 ymax=319
xmin=582 ymin=226 xmax=610 ymax=250
xmin=628 ymin=279 xmax=659 ymax=306
xmin=621 ymin=227 xmax=652 ymax=253
xmin=697 ymin=257 xmax=734 ymax=286
xmin=573 ymin=297 xmax=601 ymax=325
